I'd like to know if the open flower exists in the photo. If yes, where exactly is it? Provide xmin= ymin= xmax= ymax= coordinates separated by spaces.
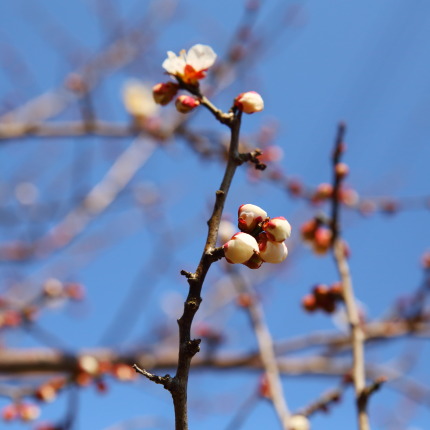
xmin=162 ymin=44 xmax=217 ymax=84
xmin=223 ymin=232 xmax=259 ymax=264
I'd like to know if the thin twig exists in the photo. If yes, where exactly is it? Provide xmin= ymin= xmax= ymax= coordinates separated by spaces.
xmin=231 ymin=270 xmax=290 ymax=428
xmin=330 ymin=123 xmax=370 ymax=430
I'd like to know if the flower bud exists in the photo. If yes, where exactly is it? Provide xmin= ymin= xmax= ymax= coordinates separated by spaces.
xmin=287 ymin=414 xmax=310 ymax=430
xmin=223 ymin=232 xmax=259 ymax=264
xmin=238 ymin=204 xmax=267 ymax=233
xmin=263 ymin=216 xmax=291 ymax=242
xmin=234 ymin=91 xmax=264 ymax=114
xmin=152 ymin=82 xmax=179 ymax=105
xmin=258 ymin=233 xmax=288 ymax=264
xmin=175 ymin=95 xmax=200 ymax=113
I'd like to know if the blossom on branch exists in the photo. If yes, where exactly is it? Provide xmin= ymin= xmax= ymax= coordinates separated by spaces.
xmin=162 ymin=44 xmax=217 ymax=84
xmin=234 ymin=91 xmax=264 ymax=114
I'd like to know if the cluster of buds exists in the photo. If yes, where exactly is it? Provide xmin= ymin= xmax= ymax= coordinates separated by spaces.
xmin=300 ymin=218 xmax=332 ymax=255
xmin=2 ymin=403 xmax=40 ymax=422
xmin=153 ymin=44 xmax=264 ymax=115
xmin=223 ymin=204 xmax=291 ymax=269
xmin=43 ymin=278 xmax=85 ymax=301
xmin=302 ymin=283 xmax=343 ymax=314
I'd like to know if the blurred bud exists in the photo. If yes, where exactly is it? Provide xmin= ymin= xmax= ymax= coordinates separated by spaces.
xmin=300 ymin=219 xmax=318 ymax=242
xmin=339 ymin=187 xmax=359 ymax=207
xmin=287 ymin=179 xmax=303 ymax=197
xmin=43 ymin=278 xmax=64 ymax=298
xmin=312 ymin=227 xmax=332 ymax=254
xmin=287 ymin=414 xmax=310 ymax=430
xmin=258 ymin=374 xmax=271 ymax=398
xmin=95 ymin=379 xmax=108 ymax=393
xmin=78 ymin=355 xmax=99 ymax=376
xmin=312 ymin=183 xmax=333 ymax=202
xmin=238 ymin=203 xmax=267 ymax=233
xmin=236 ymin=293 xmax=255 ymax=308
xmin=152 ymin=82 xmax=179 ymax=105
xmin=234 ymin=91 xmax=264 ymax=114
xmin=175 ymin=95 xmax=200 ymax=113
xmin=223 ymin=232 xmax=259 ymax=264
xmin=302 ymin=294 xmax=317 ymax=312
xmin=263 ymin=217 xmax=291 ymax=242
xmin=19 ymin=403 xmax=40 ymax=422
xmin=35 ymin=384 xmax=57 ymax=403
xmin=64 ymin=282 xmax=85 ymax=300
xmin=335 ymin=162 xmax=349 ymax=178
xmin=258 ymin=233 xmax=288 ymax=264
xmin=218 ymin=219 xmax=237 ymax=245
xmin=122 ymin=79 xmax=159 ymax=118
xmin=1 ymin=310 xmax=22 ymax=327
xmin=421 ymin=251 xmax=430 ymax=270
xmin=112 ymin=363 xmax=137 ymax=381
xmin=2 ymin=404 xmax=18 ymax=421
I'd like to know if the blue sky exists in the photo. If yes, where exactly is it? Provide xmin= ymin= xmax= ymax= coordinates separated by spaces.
xmin=0 ymin=1 xmax=429 ymax=429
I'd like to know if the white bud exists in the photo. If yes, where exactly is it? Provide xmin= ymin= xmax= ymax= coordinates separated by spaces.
xmin=234 ymin=91 xmax=264 ymax=114
xmin=238 ymin=204 xmax=267 ymax=233
xmin=258 ymin=233 xmax=288 ymax=263
xmin=263 ymin=217 xmax=292 ymax=242
xmin=223 ymin=232 xmax=259 ymax=264
xmin=287 ymin=415 xmax=310 ymax=430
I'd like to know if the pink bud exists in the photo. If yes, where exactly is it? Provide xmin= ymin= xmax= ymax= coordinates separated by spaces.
xmin=258 ymin=233 xmax=288 ymax=264
xmin=238 ymin=204 xmax=267 ymax=233
xmin=287 ymin=414 xmax=310 ymax=430
xmin=223 ymin=232 xmax=259 ymax=264
xmin=234 ymin=91 xmax=264 ymax=114
xmin=175 ymin=95 xmax=200 ymax=113
xmin=153 ymin=82 xmax=179 ymax=105
xmin=263 ymin=216 xmax=291 ymax=242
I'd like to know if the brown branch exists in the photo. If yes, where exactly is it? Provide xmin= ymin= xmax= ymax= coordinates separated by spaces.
xmin=330 ymin=123 xmax=370 ymax=430
xmin=231 ymin=270 xmax=290 ymax=428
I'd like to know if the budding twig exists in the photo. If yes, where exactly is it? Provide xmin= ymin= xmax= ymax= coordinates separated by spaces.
xmin=329 ymin=122 xmax=372 ymax=430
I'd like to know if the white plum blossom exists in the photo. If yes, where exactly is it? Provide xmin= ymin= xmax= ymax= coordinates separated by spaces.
xmin=162 ymin=44 xmax=217 ymax=84
xmin=122 ymin=80 xmax=159 ymax=117
xmin=234 ymin=91 xmax=264 ymax=114
xmin=287 ymin=414 xmax=310 ymax=430
xmin=223 ymin=232 xmax=259 ymax=264
xmin=258 ymin=233 xmax=288 ymax=264
xmin=263 ymin=216 xmax=292 ymax=242
xmin=238 ymin=204 xmax=267 ymax=233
